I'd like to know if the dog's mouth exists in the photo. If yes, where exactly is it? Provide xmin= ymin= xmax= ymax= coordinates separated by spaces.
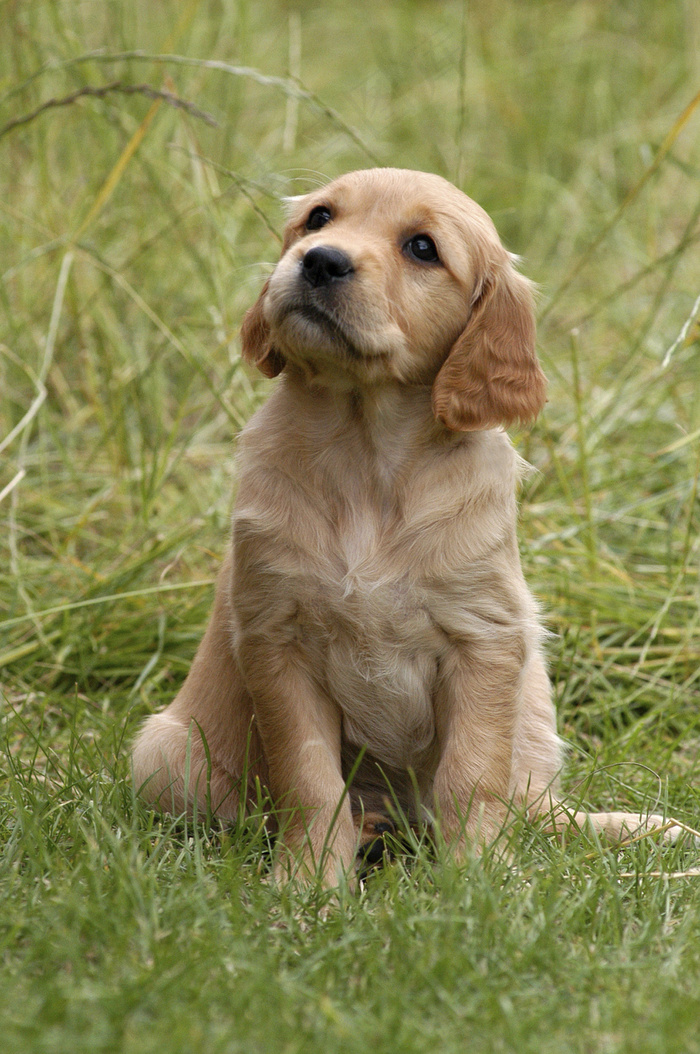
xmin=279 ymin=297 xmax=367 ymax=360
xmin=265 ymin=265 xmax=403 ymax=371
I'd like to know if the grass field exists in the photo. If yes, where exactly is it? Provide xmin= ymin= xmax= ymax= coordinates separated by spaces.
xmin=2 ymin=1 xmax=700 ymax=1051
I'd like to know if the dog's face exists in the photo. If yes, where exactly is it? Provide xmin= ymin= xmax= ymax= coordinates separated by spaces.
xmin=241 ymin=168 xmax=546 ymax=431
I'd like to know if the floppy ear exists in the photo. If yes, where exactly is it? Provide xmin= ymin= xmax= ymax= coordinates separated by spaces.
xmin=431 ymin=262 xmax=546 ymax=431
xmin=240 ymin=279 xmax=286 ymax=379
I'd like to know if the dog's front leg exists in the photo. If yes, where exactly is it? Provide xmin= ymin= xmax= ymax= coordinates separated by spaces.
xmin=432 ymin=641 xmax=523 ymax=851
xmin=237 ymin=637 xmax=357 ymax=887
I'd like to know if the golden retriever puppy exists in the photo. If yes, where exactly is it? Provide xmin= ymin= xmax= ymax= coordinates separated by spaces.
xmin=132 ymin=168 xmax=680 ymax=885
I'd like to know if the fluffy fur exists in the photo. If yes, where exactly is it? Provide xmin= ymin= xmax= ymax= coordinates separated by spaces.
xmin=132 ymin=168 xmax=679 ymax=885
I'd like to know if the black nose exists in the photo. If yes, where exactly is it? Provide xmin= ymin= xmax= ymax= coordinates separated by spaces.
xmin=301 ymin=245 xmax=354 ymax=288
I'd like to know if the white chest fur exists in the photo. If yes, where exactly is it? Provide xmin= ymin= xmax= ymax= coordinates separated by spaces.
xmin=323 ymin=540 xmax=443 ymax=768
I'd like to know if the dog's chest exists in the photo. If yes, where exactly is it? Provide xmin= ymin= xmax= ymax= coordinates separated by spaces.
xmin=314 ymin=513 xmax=444 ymax=768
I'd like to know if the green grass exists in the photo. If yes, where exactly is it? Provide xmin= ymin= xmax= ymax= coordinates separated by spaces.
xmin=2 ymin=1 xmax=700 ymax=1051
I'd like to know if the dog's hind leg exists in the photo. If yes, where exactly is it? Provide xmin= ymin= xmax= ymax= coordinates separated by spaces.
xmin=131 ymin=551 xmax=268 ymax=823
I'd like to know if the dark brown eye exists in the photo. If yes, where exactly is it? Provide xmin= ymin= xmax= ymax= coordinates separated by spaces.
xmin=404 ymin=234 xmax=440 ymax=264
xmin=306 ymin=206 xmax=332 ymax=231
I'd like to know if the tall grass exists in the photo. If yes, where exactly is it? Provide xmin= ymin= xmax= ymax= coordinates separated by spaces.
xmin=2 ymin=2 xmax=700 ymax=1051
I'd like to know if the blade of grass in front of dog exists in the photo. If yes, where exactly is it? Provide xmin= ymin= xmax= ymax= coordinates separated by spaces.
xmin=278 ymin=746 xmax=368 ymax=892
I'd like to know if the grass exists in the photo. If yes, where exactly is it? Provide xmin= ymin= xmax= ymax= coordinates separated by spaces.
xmin=1 ymin=0 xmax=700 ymax=1051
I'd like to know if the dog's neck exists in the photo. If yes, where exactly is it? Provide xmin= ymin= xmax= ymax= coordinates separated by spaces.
xmin=279 ymin=365 xmax=466 ymax=487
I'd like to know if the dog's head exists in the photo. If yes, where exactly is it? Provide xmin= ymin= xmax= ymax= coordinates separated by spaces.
xmin=241 ymin=168 xmax=546 ymax=431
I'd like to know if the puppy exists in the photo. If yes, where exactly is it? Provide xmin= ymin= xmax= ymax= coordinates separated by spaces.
xmin=132 ymin=168 xmax=680 ymax=885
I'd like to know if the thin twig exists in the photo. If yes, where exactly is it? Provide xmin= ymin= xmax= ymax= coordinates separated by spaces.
xmin=0 ymin=50 xmax=379 ymax=162
xmin=0 ymin=81 xmax=218 ymax=139
xmin=662 ymin=288 xmax=700 ymax=367
xmin=0 ymin=468 xmax=26 ymax=505
xmin=582 ymin=818 xmax=700 ymax=860
xmin=168 ymin=145 xmax=284 ymax=244
xmin=617 ymin=870 xmax=700 ymax=878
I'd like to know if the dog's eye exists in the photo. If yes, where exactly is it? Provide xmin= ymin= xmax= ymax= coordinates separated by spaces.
xmin=305 ymin=206 xmax=332 ymax=231
xmin=404 ymin=234 xmax=440 ymax=264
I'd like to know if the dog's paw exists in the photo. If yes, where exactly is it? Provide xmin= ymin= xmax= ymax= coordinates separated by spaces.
xmin=356 ymin=814 xmax=397 ymax=871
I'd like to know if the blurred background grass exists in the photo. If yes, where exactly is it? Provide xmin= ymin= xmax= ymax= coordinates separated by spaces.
xmin=2 ymin=0 xmax=699 ymax=770
xmin=1 ymin=3 xmax=700 ymax=1050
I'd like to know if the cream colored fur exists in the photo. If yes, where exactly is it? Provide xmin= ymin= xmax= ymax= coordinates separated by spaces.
xmin=132 ymin=169 xmax=681 ymax=885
